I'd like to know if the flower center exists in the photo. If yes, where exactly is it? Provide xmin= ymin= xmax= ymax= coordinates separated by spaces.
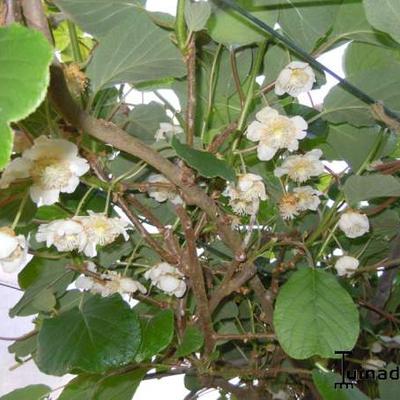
xmin=30 ymin=157 xmax=72 ymax=190
xmin=290 ymin=69 xmax=309 ymax=86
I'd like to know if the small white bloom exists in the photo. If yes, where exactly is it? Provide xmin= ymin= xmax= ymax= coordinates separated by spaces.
xmin=36 ymin=219 xmax=87 ymax=253
xmin=75 ymin=263 xmax=146 ymax=297
xmin=0 ymin=136 xmax=89 ymax=207
xmin=75 ymin=211 xmax=130 ymax=257
xmin=271 ymin=390 xmax=290 ymax=400
xmin=155 ymin=122 xmax=183 ymax=142
xmin=144 ymin=262 xmax=186 ymax=298
xmin=274 ymin=149 xmax=324 ymax=183
xmin=278 ymin=193 xmax=299 ymax=220
xmin=293 ymin=186 xmax=321 ymax=211
xmin=275 ymin=61 xmax=316 ymax=97
xmin=0 ymin=227 xmax=29 ymax=273
xmin=246 ymin=107 xmax=307 ymax=161
xmin=371 ymin=342 xmax=383 ymax=353
xmin=146 ymin=174 xmax=182 ymax=205
xmin=362 ymin=358 xmax=386 ymax=371
xmin=338 ymin=210 xmax=370 ymax=239
xmin=224 ymin=173 xmax=267 ymax=216
xmin=334 ymin=256 xmax=359 ymax=277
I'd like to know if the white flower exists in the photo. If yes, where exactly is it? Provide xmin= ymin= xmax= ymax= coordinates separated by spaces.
xmin=246 ymin=107 xmax=307 ymax=161
xmin=362 ymin=358 xmax=386 ymax=371
xmin=278 ymin=193 xmax=299 ymax=220
xmin=0 ymin=136 xmax=89 ymax=207
xmin=338 ymin=210 xmax=369 ymax=239
xmin=371 ymin=342 xmax=383 ymax=353
xmin=75 ymin=211 xmax=130 ymax=257
xmin=271 ymin=390 xmax=290 ymax=400
xmin=274 ymin=149 xmax=324 ymax=183
xmin=155 ymin=122 xmax=183 ymax=142
xmin=147 ymin=174 xmax=182 ymax=205
xmin=334 ymin=256 xmax=359 ymax=277
xmin=75 ymin=262 xmax=146 ymax=297
xmin=224 ymin=173 xmax=267 ymax=216
xmin=275 ymin=61 xmax=316 ymax=97
xmin=293 ymin=186 xmax=321 ymax=211
xmin=144 ymin=262 xmax=186 ymax=298
xmin=0 ymin=227 xmax=29 ymax=273
xmin=36 ymin=219 xmax=87 ymax=253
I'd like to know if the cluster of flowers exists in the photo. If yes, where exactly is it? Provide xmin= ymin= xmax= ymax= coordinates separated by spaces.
xmin=75 ymin=261 xmax=186 ymax=298
xmin=0 ymin=136 xmax=187 ymax=299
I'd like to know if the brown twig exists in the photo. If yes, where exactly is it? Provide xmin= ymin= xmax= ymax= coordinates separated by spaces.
xmin=359 ymin=300 xmax=400 ymax=325
xmin=212 ymin=332 xmax=275 ymax=341
xmin=249 ymin=275 xmax=274 ymax=326
xmin=365 ymin=197 xmax=398 ymax=216
xmin=207 ymin=122 xmax=238 ymax=154
xmin=175 ymin=205 xmax=215 ymax=354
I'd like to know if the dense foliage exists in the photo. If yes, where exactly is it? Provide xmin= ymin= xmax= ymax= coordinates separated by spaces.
xmin=1 ymin=0 xmax=400 ymax=399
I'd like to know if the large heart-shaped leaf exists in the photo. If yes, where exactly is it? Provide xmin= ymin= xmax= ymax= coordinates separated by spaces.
xmin=273 ymin=268 xmax=359 ymax=359
xmin=0 ymin=24 xmax=52 ymax=169
xmin=53 ymin=0 xmax=145 ymax=38
xmin=36 ymin=294 xmax=142 ymax=376
xmin=87 ymin=12 xmax=185 ymax=93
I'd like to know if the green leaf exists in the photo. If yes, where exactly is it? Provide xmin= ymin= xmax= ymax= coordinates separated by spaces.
xmin=171 ymin=137 xmax=235 ymax=181
xmin=323 ymin=66 xmax=400 ymax=126
xmin=175 ymin=326 xmax=204 ymax=357
xmin=8 ymin=334 xmax=37 ymax=359
xmin=344 ymin=42 xmax=400 ymax=77
xmin=136 ymin=309 xmax=175 ymax=362
xmin=31 ymin=288 xmax=56 ymax=312
xmin=312 ymin=370 xmax=370 ymax=400
xmin=321 ymin=124 xmax=395 ymax=171
xmin=53 ymin=0 xmax=144 ymax=38
xmin=36 ymin=294 xmax=142 ymax=376
xmin=58 ymin=375 xmax=100 ymax=400
xmin=0 ymin=24 xmax=52 ymax=169
xmin=327 ymin=0 xmax=385 ymax=47
xmin=343 ymin=175 xmax=400 ymax=204
xmin=208 ymin=0 xmax=278 ymax=45
xmin=94 ymin=368 xmax=146 ymax=400
xmin=87 ymin=12 xmax=185 ymax=93
xmin=185 ymin=1 xmax=212 ymax=32
xmin=10 ymin=257 xmax=74 ymax=317
xmin=278 ymin=0 xmax=341 ymax=53
xmin=0 ymin=125 xmax=13 ymax=171
xmin=125 ymin=102 xmax=170 ymax=144
xmin=273 ymin=268 xmax=359 ymax=360
xmin=0 ymin=385 xmax=50 ymax=400
xmin=97 ymin=237 xmax=134 ymax=268
xmin=379 ymin=363 xmax=400 ymax=399
xmin=58 ymin=369 xmax=146 ymax=400
xmin=363 ymin=0 xmax=400 ymax=44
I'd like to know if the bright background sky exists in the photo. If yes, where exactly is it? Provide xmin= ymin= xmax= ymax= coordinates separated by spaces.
xmin=0 ymin=0 xmax=346 ymax=397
